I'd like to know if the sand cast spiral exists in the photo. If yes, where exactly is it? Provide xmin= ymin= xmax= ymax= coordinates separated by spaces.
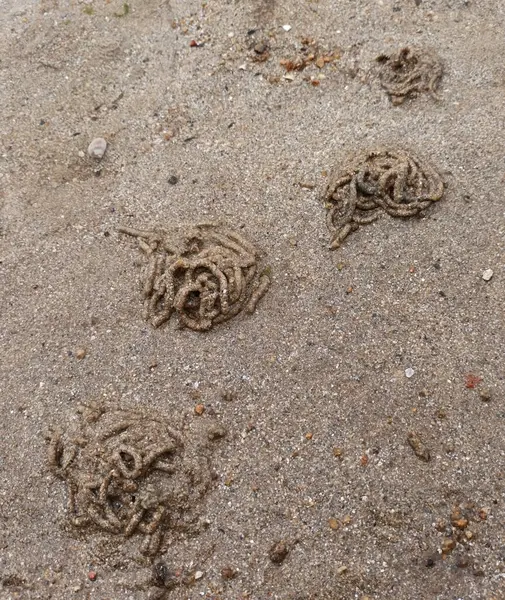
xmin=48 ymin=404 xmax=218 ymax=556
xmin=324 ymin=148 xmax=444 ymax=249
xmin=376 ymin=46 xmax=443 ymax=104
xmin=118 ymin=223 xmax=270 ymax=331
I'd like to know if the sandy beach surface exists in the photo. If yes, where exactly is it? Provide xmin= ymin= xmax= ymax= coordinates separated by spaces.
xmin=1 ymin=1 xmax=504 ymax=598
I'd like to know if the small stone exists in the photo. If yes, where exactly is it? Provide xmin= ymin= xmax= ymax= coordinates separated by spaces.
xmin=194 ymin=571 xmax=203 ymax=580
xmin=168 ymin=175 xmax=179 ymax=185
xmin=75 ymin=348 xmax=86 ymax=359
xmin=465 ymin=530 xmax=474 ymax=540
xmin=407 ymin=431 xmax=430 ymax=462
xmin=425 ymin=555 xmax=436 ymax=568
xmin=328 ymin=517 xmax=339 ymax=530
xmin=453 ymin=518 xmax=469 ymax=529
xmin=405 ymin=367 xmax=414 ymax=378
xmin=269 ymin=541 xmax=289 ymax=564
xmin=333 ymin=447 xmax=343 ymax=458
xmin=87 ymin=137 xmax=107 ymax=159
xmin=207 ymin=423 xmax=227 ymax=441
xmin=88 ymin=571 xmax=97 ymax=581
xmin=456 ymin=555 xmax=470 ymax=569
xmin=315 ymin=56 xmax=325 ymax=69
xmin=194 ymin=404 xmax=205 ymax=415
xmin=305 ymin=432 xmax=313 ymax=440
xmin=78 ymin=150 xmax=85 ymax=158
xmin=482 ymin=269 xmax=493 ymax=281
xmin=282 ymin=24 xmax=292 ymax=31
xmin=336 ymin=565 xmax=348 ymax=575
xmin=283 ymin=73 xmax=295 ymax=81
xmin=254 ymin=42 xmax=267 ymax=54
xmin=441 ymin=538 xmax=456 ymax=554
xmin=220 ymin=566 xmax=237 ymax=580
xmin=479 ymin=388 xmax=491 ymax=402
xmin=152 ymin=562 xmax=178 ymax=590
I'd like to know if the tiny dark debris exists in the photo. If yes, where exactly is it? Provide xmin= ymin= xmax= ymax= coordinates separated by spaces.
xmin=221 ymin=566 xmax=237 ymax=580
xmin=269 ymin=540 xmax=289 ymax=564
xmin=152 ymin=562 xmax=179 ymax=589
xmin=2 ymin=574 xmax=27 ymax=588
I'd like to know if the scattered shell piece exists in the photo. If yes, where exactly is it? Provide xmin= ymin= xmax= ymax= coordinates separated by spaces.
xmin=405 ymin=367 xmax=415 ymax=378
xmin=282 ymin=24 xmax=292 ymax=31
xmin=87 ymin=137 xmax=107 ymax=159
xmin=194 ymin=571 xmax=204 ymax=580
xmin=482 ymin=269 xmax=494 ymax=281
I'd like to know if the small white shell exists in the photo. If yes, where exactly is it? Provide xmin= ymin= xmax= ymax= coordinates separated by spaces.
xmin=87 ymin=137 xmax=107 ymax=159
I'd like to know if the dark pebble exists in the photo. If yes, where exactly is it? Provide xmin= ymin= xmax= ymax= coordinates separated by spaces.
xmin=455 ymin=554 xmax=470 ymax=569
xmin=269 ymin=540 xmax=289 ymax=564
xmin=168 ymin=175 xmax=179 ymax=185
xmin=152 ymin=562 xmax=178 ymax=589
xmin=254 ymin=42 xmax=268 ymax=54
